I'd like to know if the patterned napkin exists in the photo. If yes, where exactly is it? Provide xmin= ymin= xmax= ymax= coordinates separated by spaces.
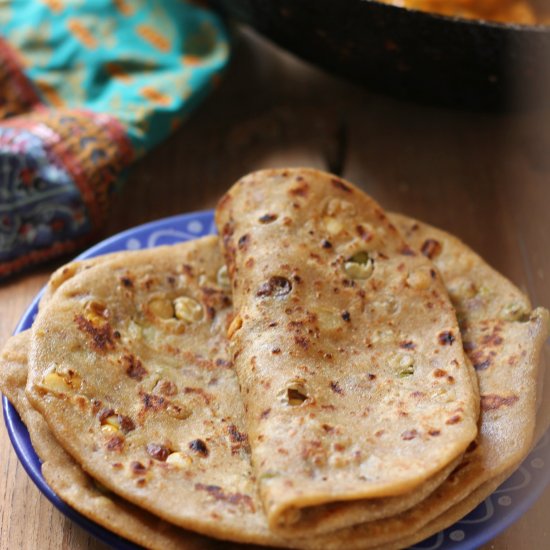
xmin=0 ymin=0 xmax=229 ymax=278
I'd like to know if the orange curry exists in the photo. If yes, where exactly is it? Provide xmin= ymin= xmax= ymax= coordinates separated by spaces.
xmin=379 ymin=0 xmax=549 ymax=25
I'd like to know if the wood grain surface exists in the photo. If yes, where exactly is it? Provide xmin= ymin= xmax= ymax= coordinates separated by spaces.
xmin=1 ymin=26 xmax=549 ymax=550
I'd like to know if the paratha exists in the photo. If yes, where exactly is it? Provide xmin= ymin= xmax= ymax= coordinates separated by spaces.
xmin=4 ymin=207 xmax=546 ymax=548
xmin=215 ymin=168 xmax=479 ymax=534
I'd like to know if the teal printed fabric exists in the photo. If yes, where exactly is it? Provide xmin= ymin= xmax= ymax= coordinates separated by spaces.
xmin=1 ymin=0 xmax=229 ymax=154
xmin=0 ymin=1 xmax=230 ymax=278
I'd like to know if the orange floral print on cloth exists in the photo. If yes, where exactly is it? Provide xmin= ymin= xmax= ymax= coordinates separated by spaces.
xmin=0 ymin=0 xmax=229 ymax=278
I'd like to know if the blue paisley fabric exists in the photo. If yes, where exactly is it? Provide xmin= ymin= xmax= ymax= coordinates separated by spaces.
xmin=0 ymin=125 xmax=90 ymax=253
xmin=0 ymin=0 xmax=229 ymax=278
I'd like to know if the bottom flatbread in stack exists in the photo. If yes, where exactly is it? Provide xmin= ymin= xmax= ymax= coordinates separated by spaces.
xmin=1 ymin=174 xmax=548 ymax=549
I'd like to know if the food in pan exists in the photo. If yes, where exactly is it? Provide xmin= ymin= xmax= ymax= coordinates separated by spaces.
xmin=378 ymin=0 xmax=549 ymax=25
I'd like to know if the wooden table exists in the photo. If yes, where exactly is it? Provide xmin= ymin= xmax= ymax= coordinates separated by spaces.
xmin=1 ymin=26 xmax=549 ymax=550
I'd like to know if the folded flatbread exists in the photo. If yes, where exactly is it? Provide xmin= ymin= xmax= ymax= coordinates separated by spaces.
xmin=215 ymin=168 xmax=479 ymax=533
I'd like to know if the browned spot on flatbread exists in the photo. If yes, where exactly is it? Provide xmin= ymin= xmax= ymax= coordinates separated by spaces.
xmin=481 ymin=331 xmax=504 ymax=347
xmin=130 ymin=461 xmax=148 ymax=475
xmin=106 ymin=435 xmax=124 ymax=451
xmin=140 ymin=392 xmax=166 ymax=412
xmin=123 ymin=354 xmax=147 ymax=381
xmin=356 ymin=224 xmax=373 ymax=241
xmin=463 ymin=341 xmax=476 ymax=351
xmin=73 ymin=395 xmax=87 ymax=411
xmin=438 ymin=331 xmax=455 ymax=345
xmin=200 ymin=286 xmax=231 ymax=316
xmin=227 ymin=424 xmax=247 ymax=443
xmin=400 ymin=245 xmax=416 ymax=256
xmin=400 ymin=340 xmax=416 ymax=349
xmin=118 ymin=415 xmax=136 ymax=433
xmin=289 ymin=183 xmax=309 ymax=197
xmin=401 ymin=429 xmax=418 ymax=440
xmin=201 ymin=286 xmax=222 ymax=297
xmin=421 ymin=239 xmax=442 ymax=259
xmin=257 ymin=276 xmax=292 ymax=298
xmin=475 ymin=359 xmax=492 ymax=371
xmin=469 ymin=346 xmax=496 ymax=371
xmin=143 ymin=278 xmax=155 ymax=291
xmin=146 ymin=443 xmax=170 ymax=461
xmin=238 ymin=234 xmax=250 ymax=250
xmin=227 ymin=424 xmax=249 ymax=455
xmin=481 ymin=394 xmax=519 ymax=411
xmin=301 ymin=439 xmax=326 ymax=466
xmin=120 ymin=276 xmax=134 ymax=288
xmin=195 ymin=483 xmax=255 ymax=513
xmin=259 ymin=213 xmax=277 ymax=223
xmin=189 ymin=439 xmax=209 ymax=457
xmin=91 ymin=398 xmax=103 ymax=414
xmin=294 ymin=335 xmax=310 ymax=350
xmin=74 ymin=314 xmax=115 ymax=352
xmin=331 ymin=178 xmax=352 ymax=193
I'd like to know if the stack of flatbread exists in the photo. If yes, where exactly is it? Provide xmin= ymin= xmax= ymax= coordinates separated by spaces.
xmin=1 ymin=168 xmax=548 ymax=549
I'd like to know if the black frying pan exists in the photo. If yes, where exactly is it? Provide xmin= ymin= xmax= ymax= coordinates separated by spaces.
xmin=210 ymin=0 xmax=550 ymax=110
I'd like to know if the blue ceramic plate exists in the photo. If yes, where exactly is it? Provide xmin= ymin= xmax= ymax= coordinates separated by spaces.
xmin=3 ymin=210 xmax=550 ymax=549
